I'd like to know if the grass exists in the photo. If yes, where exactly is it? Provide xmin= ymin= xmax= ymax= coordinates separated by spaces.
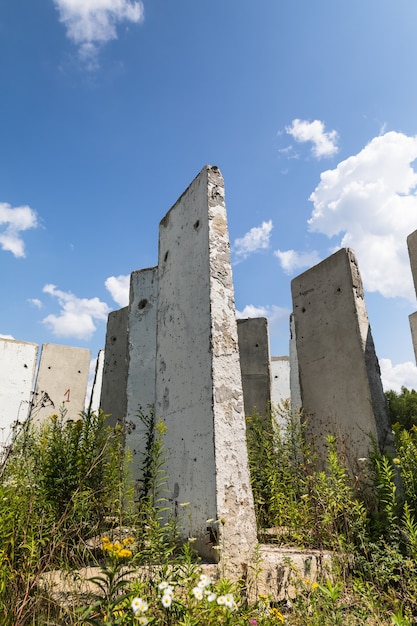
xmin=0 ymin=403 xmax=416 ymax=624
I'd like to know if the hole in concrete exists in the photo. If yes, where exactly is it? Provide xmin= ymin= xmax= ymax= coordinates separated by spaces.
xmin=78 ymin=370 xmax=81 ymax=374
xmin=255 ymin=343 xmax=259 ymax=348
xmin=336 ymin=287 xmax=341 ymax=292
xmin=138 ymin=299 xmax=148 ymax=310
xmin=193 ymin=219 xmax=200 ymax=230
xmin=48 ymin=366 xmax=51 ymax=369
xmin=302 ymin=307 xmax=306 ymax=313
xmin=24 ymin=364 xmax=28 ymax=368
xmin=164 ymin=251 xmax=169 ymax=262
xmin=111 ymin=336 xmax=117 ymax=343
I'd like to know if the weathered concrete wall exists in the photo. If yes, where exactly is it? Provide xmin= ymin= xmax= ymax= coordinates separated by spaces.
xmin=100 ymin=308 xmax=128 ymax=427
xmin=270 ymin=356 xmax=291 ymax=432
xmin=409 ymin=312 xmax=417 ymax=364
xmin=270 ymin=356 xmax=290 ymax=407
xmin=126 ymin=268 xmax=158 ymax=487
xmin=156 ymin=165 xmax=257 ymax=567
xmin=407 ymin=231 xmax=417 ymax=363
xmin=407 ymin=230 xmax=417 ymax=297
xmin=289 ymin=314 xmax=302 ymax=413
xmin=32 ymin=344 xmax=90 ymax=423
xmin=89 ymin=349 xmax=104 ymax=414
xmin=0 ymin=338 xmax=38 ymax=444
xmin=237 ymin=317 xmax=271 ymax=419
xmin=291 ymin=248 xmax=393 ymax=466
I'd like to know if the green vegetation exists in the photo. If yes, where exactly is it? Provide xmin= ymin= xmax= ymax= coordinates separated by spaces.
xmin=386 ymin=386 xmax=417 ymax=431
xmin=0 ymin=401 xmax=416 ymax=624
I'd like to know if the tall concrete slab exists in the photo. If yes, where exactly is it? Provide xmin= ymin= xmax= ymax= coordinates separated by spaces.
xmin=88 ymin=349 xmax=105 ymax=414
xmin=409 ymin=312 xmax=417 ymax=364
xmin=32 ymin=344 xmax=90 ymax=423
xmin=237 ymin=317 xmax=271 ymax=419
xmin=291 ymin=248 xmax=393 ymax=466
xmin=126 ymin=268 xmax=158 ymax=487
xmin=289 ymin=314 xmax=302 ymax=412
xmin=0 ymin=338 xmax=38 ymax=445
xmin=270 ymin=357 xmax=290 ymax=407
xmin=407 ymin=230 xmax=417 ymax=297
xmin=100 ymin=308 xmax=129 ymax=427
xmin=156 ymin=166 xmax=257 ymax=568
xmin=407 ymin=231 xmax=417 ymax=363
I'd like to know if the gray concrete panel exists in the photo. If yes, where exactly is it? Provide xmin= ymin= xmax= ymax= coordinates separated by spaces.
xmin=237 ymin=317 xmax=271 ymax=419
xmin=270 ymin=357 xmax=290 ymax=406
xmin=407 ymin=230 xmax=417 ymax=297
xmin=126 ymin=268 xmax=158 ymax=486
xmin=88 ymin=349 xmax=104 ymax=414
xmin=0 ymin=338 xmax=38 ymax=445
xmin=100 ymin=308 xmax=129 ymax=427
xmin=289 ymin=314 xmax=302 ymax=414
xmin=32 ymin=343 xmax=90 ymax=423
xmin=156 ymin=165 xmax=256 ymax=567
xmin=409 ymin=312 xmax=417 ymax=365
xmin=291 ymin=248 xmax=393 ymax=467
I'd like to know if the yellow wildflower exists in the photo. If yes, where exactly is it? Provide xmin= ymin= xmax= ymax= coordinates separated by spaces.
xmin=118 ymin=549 xmax=132 ymax=558
xmin=122 ymin=536 xmax=134 ymax=546
xmin=269 ymin=607 xmax=285 ymax=622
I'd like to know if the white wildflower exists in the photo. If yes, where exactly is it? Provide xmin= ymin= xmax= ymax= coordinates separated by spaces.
xmin=161 ymin=593 xmax=172 ymax=608
xmin=131 ymin=597 xmax=148 ymax=614
xmin=198 ymin=574 xmax=211 ymax=588
xmin=192 ymin=586 xmax=204 ymax=600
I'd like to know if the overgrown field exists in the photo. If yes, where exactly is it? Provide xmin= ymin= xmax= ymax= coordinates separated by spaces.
xmin=0 ymin=398 xmax=417 ymax=625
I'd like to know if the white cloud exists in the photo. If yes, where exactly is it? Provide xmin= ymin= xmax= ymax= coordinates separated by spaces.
xmin=233 ymin=220 xmax=273 ymax=260
xmin=379 ymin=358 xmax=417 ymax=393
xmin=236 ymin=303 xmax=290 ymax=336
xmin=53 ymin=0 xmax=144 ymax=66
xmin=28 ymin=298 xmax=43 ymax=309
xmin=274 ymin=249 xmax=321 ymax=275
xmin=105 ymin=274 xmax=130 ymax=307
xmin=0 ymin=202 xmax=38 ymax=258
xmin=286 ymin=119 xmax=339 ymax=158
xmin=309 ymin=131 xmax=417 ymax=301
xmin=42 ymin=284 xmax=110 ymax=340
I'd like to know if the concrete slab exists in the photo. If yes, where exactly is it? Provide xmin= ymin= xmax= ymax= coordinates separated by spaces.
xmin=32 ymin=343 xmax=90 ymax=423
xmin=100 ymin=308 xmax=129 ymax=428
xmin=126 ymin=268 xmax=158 ymax=486
xmin=409 ymin=312 xmax=417 ymax=365
xmin=0 ymin=338 xmax=38 ymax=446
xmin=291 ymin=248 xmax=394 ymax=467
xmin=156 ymin=165 xmax=257 ymax=569
xmin=407 ymin=230 xmax=417 ymax=297
xmin=88 ymin=349 xmax=104 ymax=414
xmin=237 ymin=317 xmax=271 ymax=419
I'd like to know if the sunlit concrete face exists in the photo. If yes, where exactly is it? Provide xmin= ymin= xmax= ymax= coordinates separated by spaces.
xmin=156 ymin=166 xmax=257 ymax=566
xmin=32 ymin=343 xmax=90 ymax=423
xmin=0 ymin=338 xmax=38 ymax=443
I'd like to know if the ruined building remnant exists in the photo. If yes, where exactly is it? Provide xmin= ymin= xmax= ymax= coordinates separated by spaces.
xmin=291 ymin=248 xmax=394 ymax=465
xmin=407 ymin=230 xmax=417 ymax=364
xmin=0 ymin=338 xmax=90 ymax=446
xmin=237 ymin=317 xmax=272 ymax=420
xmin=101 ymin=166 xmax=258 ymax=569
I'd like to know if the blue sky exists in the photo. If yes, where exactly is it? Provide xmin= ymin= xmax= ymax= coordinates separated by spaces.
xmin=2 ymin=0 xmax=417 ymax=393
